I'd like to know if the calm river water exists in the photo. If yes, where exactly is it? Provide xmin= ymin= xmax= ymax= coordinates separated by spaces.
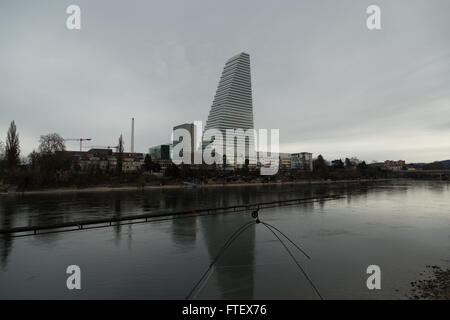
xmin=0 ymin=180 xmax=449 ymax=299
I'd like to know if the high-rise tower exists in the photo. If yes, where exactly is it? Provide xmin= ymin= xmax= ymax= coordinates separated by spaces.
xmin=204 ymin=52 xmax=255 ymax=165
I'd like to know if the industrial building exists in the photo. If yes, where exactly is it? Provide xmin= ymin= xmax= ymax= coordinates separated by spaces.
xmin=64 ymin=149 xmax=144 ymax=173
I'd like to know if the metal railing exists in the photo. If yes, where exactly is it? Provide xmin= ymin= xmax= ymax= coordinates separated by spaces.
xmin=0 ymin=195 xmax=344 ymax=237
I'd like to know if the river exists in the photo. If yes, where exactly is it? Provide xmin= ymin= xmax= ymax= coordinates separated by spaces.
xmin=0 ymin=180 xmax=449 ymax=299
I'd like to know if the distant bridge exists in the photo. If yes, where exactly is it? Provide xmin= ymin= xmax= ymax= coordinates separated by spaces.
xmin=398 ymin=169 xmax=450 ymax=180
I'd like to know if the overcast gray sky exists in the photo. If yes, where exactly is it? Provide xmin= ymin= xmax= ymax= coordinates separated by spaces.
xmin=1 ymin=0 xmax=449 ymax=163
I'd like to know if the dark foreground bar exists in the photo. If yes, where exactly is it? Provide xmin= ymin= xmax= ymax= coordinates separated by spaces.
xmin=0 ymin=300 xmax=444 ymax=318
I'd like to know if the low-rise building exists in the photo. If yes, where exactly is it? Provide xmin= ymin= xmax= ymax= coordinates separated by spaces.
xmin=279 ymin=153 xmax=292 ymax=170
xmin=157 ymin=159 xmax=173 ymax=171
xmin=66 ymin=149 xmax=144 ymax=173
xmin=122 ymin=157 xmax=145 ymax=173
xmin=384 ymin=160 xmax=406 ymax=171
xmin=291 ymin=152 xmax=313 ymax=171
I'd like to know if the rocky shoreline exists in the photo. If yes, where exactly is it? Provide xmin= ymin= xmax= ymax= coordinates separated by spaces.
xmin=409 ymin=266 xmax=450 ymax=300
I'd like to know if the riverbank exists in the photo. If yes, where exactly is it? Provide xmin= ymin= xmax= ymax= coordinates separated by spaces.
xmin=409 ymin=266 xmax=450 ymax=300
xmin=0 ymin=178 xmax=393 ymax=196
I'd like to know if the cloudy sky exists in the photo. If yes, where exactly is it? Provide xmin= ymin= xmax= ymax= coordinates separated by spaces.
xmin=1 ymin=0 xmax=449 ymax=163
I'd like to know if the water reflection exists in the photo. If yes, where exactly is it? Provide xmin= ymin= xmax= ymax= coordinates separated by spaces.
xmin=0 ymin=182 xmax=439 ymax=261
xmin=113 ymin=196 xmax=122 ymax=245
xmin=0 ymin=181 xmax=377 ymax=268
xmin=198 ymin=215 xmax=255 ymax=299
xmin=0 ymin=180 xmax=450 ymax=299
xmin=171 ymin=217 xmax=197 ymax=248
xmin=0 ymin=198 xmax=15 ymax=268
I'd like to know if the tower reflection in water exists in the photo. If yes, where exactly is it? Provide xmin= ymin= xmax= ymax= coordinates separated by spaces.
xmin=198 ymin=214 xmax=256 ymax=299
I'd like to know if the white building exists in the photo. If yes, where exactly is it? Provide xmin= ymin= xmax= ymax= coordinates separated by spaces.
xmin=203 ymin=52 xmax=256 ymax=166
xmin=291 ymin=153 xmax=313 ymax=171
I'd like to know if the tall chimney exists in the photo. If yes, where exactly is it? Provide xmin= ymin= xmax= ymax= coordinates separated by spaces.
xmin=131 ymin=117 xmax=134 ymax=154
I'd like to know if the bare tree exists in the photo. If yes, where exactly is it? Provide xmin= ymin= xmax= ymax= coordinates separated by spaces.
xmin=5 ymin=121 xmax=20 ymax=169
xmin=116 ymin=134 xmax=124 ymax=174
xmin=28 ymin=150 xmax=40 ymax=170
xmin=118 ymin=134 xmax=124 ymax=153
xmin=38 ymin=133 xmax=66 ymax=154
xmin=0 ymin=140 xmax=5 ymax=173
xmin=0 ymin=141 xmax=4 ymax=159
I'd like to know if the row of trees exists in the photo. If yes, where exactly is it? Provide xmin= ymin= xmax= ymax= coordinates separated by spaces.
xmin=0 ymin=122 xmax=70 ymax=171
xmin=0 ymin=121 xmax=21 ymax=174
xmin=0 ymin=120 xmax=132 ymax=189
xmin=160 ymin=155 xmax=383 ymax=184
xmin=26 ymin=132 xmax=126 ymax=187
xmin=312 ymin=155 xmax=388 ymax=180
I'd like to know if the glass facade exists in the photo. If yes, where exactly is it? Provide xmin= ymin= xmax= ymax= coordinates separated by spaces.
xmin=203 ymin=52 xmax=256 ymax=166
xmin=148 ymin=144 xmax=171 ymax=161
